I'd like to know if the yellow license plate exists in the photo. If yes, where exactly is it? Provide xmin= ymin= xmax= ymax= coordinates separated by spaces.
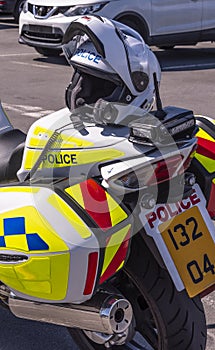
xmin=159 ymin=206 xmax=215 ymax=297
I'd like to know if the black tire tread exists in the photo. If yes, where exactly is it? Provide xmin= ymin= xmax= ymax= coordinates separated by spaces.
xmin=68 ymin=234 xmax=207 ymax=349
xmin=124 ymin=234 xmax=207 ymax=349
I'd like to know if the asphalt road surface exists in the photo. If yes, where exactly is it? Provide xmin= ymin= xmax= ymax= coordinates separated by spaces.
xmin=0 ymin=14 xmax=215 ymax=350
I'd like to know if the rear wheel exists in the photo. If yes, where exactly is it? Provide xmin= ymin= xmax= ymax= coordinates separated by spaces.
xmin=34 ymin=47 xmax=62 ymax=57
xmin=68 ymin=235 xmax=207 ymax=349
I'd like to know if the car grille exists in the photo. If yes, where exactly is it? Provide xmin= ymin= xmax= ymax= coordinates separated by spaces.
xmin=21 ymin=25 xmax=64 ymax=44
xmin=28 ymin=4 xmax=69 ymax=18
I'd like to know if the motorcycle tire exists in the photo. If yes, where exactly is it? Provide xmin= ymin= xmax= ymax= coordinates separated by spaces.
xmin=68 ymin=234 xmax=207 ymax=349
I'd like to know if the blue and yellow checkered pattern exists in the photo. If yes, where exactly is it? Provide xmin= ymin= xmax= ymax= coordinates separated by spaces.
xmin=0 ymin=217 xmax=49 ymax=251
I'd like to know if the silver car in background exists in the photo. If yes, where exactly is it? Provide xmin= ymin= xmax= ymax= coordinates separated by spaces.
xmin=19 ymin=0 xmax=215 ymax=56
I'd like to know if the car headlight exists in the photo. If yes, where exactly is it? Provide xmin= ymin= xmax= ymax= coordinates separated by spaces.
xmin=23 ymin=0 xmax=28 ymax=13
xmin=63 ymin=2 xmax=108 ymax=17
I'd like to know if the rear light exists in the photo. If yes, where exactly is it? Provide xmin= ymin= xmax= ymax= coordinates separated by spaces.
xmin=112 ymin=141 xmax=197 ymax=191
xmin=116 ymin=155 xmax=183 ymax=189
xmin=0 ymin=1 xmax=6 ymax=4
xmin=148 ymin=155 xmax=183 ymax=185
xmin=116 ymin=172 xmax=139 ymax=189
xmin=183 ymin=144 xmax=197 ymax=170
xmin=83 ymin=252 xmax=98 ymax=296
xmin=148 ymin=144 xmax=197 ymax=186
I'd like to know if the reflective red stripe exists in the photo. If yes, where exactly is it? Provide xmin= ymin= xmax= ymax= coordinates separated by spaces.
xmin=99 ymin=229 xmax=131 ymax=284
xmin=207 ymin=182 xmax=215 ymax=219
xmin=80 ymin=179 xmax=112 ymax=231
xmin=83 ymin=252 xmax=98 ymax=295
xmin=197 ymin=137 xmax=215 ymax=160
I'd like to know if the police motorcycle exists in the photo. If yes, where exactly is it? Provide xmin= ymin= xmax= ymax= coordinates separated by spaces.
xmin=0 ymin=15 xmax=215 ymax=350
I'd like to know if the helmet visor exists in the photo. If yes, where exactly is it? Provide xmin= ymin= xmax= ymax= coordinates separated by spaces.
xmin=115 ymin=24 xmax=150 ymax=92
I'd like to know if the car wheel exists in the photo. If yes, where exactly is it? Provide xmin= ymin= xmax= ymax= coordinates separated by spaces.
xmin=117 ymin=17 xmax=147 ymax=43
xmin=13 ymin=0 xmax=26 ymax=23
xmin=34 ymin=47 xmax=62 ymax=57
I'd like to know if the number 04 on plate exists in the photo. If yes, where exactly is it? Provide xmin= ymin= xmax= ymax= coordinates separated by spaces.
xmin=159 ymin=206 xmax=215 ymax=297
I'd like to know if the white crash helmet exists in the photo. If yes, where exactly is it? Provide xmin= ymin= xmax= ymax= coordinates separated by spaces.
xmin=63 ymin=15 xmax=161 ymax=125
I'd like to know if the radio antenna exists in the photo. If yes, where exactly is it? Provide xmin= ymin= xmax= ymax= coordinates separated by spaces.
xmin=153 ymin=72 xmax=166 ymax=119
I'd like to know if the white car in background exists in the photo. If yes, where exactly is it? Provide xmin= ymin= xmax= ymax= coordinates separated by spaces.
xmin=19 ymin=0 xmax=215 ymax=56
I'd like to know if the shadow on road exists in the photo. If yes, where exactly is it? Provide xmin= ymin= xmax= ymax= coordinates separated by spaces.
xmin=34 ymin=55 xmax=68 ymax=66
xmin=155 ymin=46 xmax=215 ymax=72
xmin=207 ymin=324 xmax=215 ymax=329
xmin=0 ymin=305 xmax=78 ymax=350
xmin=0 ymin=22 xmax=18 ymax=30
xmin=0 ymin=14 xmax=18 ymax=29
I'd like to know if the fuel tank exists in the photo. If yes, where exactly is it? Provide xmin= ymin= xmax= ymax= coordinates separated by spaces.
xmin=17 ymin=107 xmax=152 ymax=181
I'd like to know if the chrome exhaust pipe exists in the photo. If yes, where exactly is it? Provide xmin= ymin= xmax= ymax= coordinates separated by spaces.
xmin=9 ymin=292 xmax=132 ymax=335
